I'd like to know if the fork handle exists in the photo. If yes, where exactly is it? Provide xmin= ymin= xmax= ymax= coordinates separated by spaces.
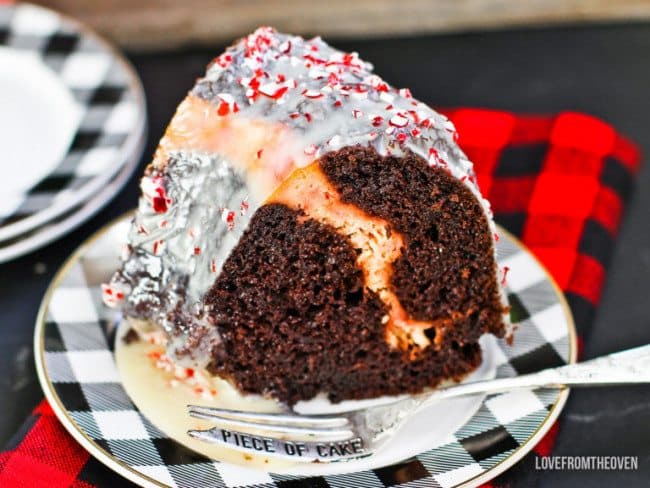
xmin=420 ymin=344 xmax=650 ymax=408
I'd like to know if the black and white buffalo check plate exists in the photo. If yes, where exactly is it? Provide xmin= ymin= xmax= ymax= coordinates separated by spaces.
xmin=0 ymin=3 xmax=145 ymax=242
xmin=35 ymin=216 xmax=576 ymax=488
xmin=0 ymin=147 xmax=139 ymax=263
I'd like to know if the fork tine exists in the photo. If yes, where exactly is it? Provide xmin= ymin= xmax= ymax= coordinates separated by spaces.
xmin=187 ymin=405 xmax=349 ymax=428
xmin=187 ymin=428 xmax=225 ymax=444
xmin=188 ymin=410 xmax=354 ymax=441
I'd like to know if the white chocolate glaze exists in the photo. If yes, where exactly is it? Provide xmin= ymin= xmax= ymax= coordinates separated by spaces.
xmin=104 ymin=27 xmax=506 ymax=368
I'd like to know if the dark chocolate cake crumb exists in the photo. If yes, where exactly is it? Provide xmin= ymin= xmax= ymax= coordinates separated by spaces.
xmin=122 ymin=328 xmax=140 ymax=345
xmin=204 ymin=145 xmax=506 ymax=405
xmin=320 ymin=146 xmax=507 ymax=338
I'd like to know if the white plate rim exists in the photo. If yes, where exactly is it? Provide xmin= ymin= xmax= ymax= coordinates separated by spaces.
xmin=0 ymin=124 xmax=144 ymax=263
xmin=0 ymin=3 xmax=146 ymax=241
xmin=34 ymin=223 xmax=578 ymax=488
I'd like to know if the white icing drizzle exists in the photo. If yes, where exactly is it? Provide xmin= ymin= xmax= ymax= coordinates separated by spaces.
xmin=104 ymin=27 xmax=507 ymax=366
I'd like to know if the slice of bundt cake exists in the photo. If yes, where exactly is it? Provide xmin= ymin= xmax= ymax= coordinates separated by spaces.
xmin=104 ymin=27 xmax=510 ymax=405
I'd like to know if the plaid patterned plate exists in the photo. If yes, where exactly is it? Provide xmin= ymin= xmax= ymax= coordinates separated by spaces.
xmin=0 ymin=3 xmax=145 ymax=240
xmin=0 ymin=143 xmax=140 ymax=263
xmin=35 ymin=215 xmax=576 ymax=488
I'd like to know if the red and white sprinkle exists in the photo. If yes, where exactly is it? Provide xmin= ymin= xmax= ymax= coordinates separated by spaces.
xmin=147 ymin=350 xmax=218 ymax=399
xmin=101 ymin=282 xmax=130 ymax=308
xmin=240 ymin=197 xmax=249 ymax=216
xmin=399 ymin=87 xmax=413 ymax=98
xmin=152 ymin=239 xmax=165 ymax=255
xmin=216 ymin=93 xmax=238 ymax=116
xmin=302 ymin=89 xmax=324 ymax=99
xmin=258 ymin=82 xmax=289 ymax=100
xmin=221 ymin=208 xmax=236 ymax=230
xmin=389 ymin=113 xmax=409 ymax=128
xmin=140 ymin=176 xmax=171 ymax=214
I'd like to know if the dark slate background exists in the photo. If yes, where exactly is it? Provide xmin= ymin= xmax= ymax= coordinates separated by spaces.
xmin=0 ymin=22 xmax=648 ymax=486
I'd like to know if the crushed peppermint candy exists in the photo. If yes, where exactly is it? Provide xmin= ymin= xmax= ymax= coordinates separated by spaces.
xmin=187 ymin=26 xmax=482 ymax=210
xmin=240 ymin=197 xmax=250 ymax=216
xmin=221 ymin=208 xmax=236 ymax=230
xmin=428 ymin=147 xmax=447 ymax=167
xmin=140 ymin=176 xmax=171 ymax=214
xmin=152 ymin=239 xmax=165 ymax=255
xmin=389 ymin=113 xmax=409 ymax=128
xmin=302 ymin=89 xmax=324 ymax=99
xmin=258 ymin=82 xmax=289 ymax=100
xmin=190 ymin=27 xmax=476 ymax=185
xmin=147 ymin=348 xmax=218 ymax=399
xmin=216 ymin=93 xmax=239 ymax=116
xmin=102 ymin=282 xmax=130 ymax=308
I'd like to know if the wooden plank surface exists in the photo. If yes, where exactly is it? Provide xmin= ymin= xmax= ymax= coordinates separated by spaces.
xmin=35 ymin=0 xmax=650 ymax=50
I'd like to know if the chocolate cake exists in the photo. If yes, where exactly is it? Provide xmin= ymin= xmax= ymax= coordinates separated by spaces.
xmin=104 ymin=27 xmax=510 ymax=406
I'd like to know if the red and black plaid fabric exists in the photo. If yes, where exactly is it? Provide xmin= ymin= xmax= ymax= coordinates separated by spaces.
xmin=443 ymin=109 xmax=640 ymax=487
xmin=445 ymin=110 xmax=641 ymax=339
xmin=0 ymin=109 xmax=641 ymax=487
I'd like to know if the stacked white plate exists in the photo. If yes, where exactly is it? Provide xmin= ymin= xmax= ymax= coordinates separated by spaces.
xmin=0 ymin=3 xmax=146 ymax=262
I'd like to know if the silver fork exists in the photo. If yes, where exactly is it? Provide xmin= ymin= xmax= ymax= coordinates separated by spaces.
xmin=187 ymin=344 xmax=650 ymax=463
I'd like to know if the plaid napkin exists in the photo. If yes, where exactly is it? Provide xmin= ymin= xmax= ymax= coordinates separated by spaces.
xmin=0 ymin=110 xmax=640 ymax=487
